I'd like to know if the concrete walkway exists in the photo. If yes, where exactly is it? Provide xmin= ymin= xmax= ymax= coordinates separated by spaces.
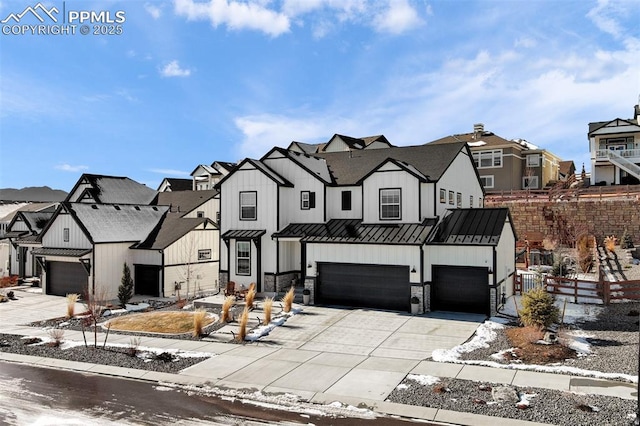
xmin=0 ymin=288 xmax=637 ymax=426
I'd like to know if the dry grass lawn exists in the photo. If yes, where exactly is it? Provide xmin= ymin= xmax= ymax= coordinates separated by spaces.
xmin=107 ymin=311 xmax=214 ymax=334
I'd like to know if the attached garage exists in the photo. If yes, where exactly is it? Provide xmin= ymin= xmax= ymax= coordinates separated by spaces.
xmin=46 ymin=261 xmax=88 ymax=296
xmin=316 ymin=262 xmax=410 ymax=311
xmin=432 ymin=265 xmax=488 ymax=314
xmin=135 ymin=265 xmax=160 ymax=297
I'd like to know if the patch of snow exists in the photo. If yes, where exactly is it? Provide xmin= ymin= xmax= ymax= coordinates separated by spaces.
xmin=153 ymin=385 xmax=174 ymax=392
xmin=491 ymin=348 xmax=519 ymax=362
xmin=395 ymin=384 xmax=410 ymax=390
xmin=467 ymin=141 xmax=487 ymax=147
xmin=501 ymin=295 xmax=603 ymax=323
xmin=102 ymin=308 xmax=127 ymax=317
xmin=125 ymin=303 xmax=150 ymax=312
xmin=517 ymin=392 xmax=537 ymax=407
xmin=566 ymin=330 xmax=592 ymax=356
xmin=407 ymin=374 xmax=440 ymax=386
xmin=432 ymin=319 xmax=505 ymax=362
xmin=245 ymin=310 xmax=299 ymax=341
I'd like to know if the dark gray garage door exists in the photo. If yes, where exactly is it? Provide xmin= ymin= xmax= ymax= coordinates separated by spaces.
xmin=135 ymin=265 xmax=160 ymax=297
xmin=317 ymin=263 xmax=410 ymax=311
xmin=432 ymin=266 xmax=488 ymax=314
xmin=47 ymin=261 xmax=88 ymax=296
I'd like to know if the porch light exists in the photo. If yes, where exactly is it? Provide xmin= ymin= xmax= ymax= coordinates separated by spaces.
xmin=411 ymin=266 xmax=416 ymax=273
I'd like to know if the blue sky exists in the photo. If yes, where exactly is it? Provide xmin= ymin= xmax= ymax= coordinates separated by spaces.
xmin=0 ymin=0 xmax=638 ymax=191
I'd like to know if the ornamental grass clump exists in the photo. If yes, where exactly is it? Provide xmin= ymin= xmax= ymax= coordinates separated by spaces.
xmin=245 ymin=283 xmax=256 ymax=310
xmin=282 ymin=287 xmax=295 ymax=313
xmin=65 ymin=293 xmax=79 ymax=318
xmin=263 ymin=297 xmax=273 ymax=325
xmin=48 ymin=328 xmax=65 ymax=347
xmin=238 ymin=306 xmax=249 ymax=342
xmin=193 ymin=309 xmax=207 ymax=337
xmin=220 ymin=296 xmax=234 ymax=323
xmin=518 ymin=287 xmax=560 ymax=330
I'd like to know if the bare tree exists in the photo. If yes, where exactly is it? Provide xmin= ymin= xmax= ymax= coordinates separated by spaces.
xmin=174 ymin=232 xmax=204 ymax=301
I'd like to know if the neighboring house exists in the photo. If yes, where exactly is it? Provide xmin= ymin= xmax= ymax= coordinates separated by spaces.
xmin=217 ymin=137 xmax=515 ymax=316
xmin=287 ymin=134 xmax=393 ymax=154
xmin=33 ymin=176 xmax=220 ymax=300
xmin=157 ymin=178 xmax=193 ymax=192
xmin=428 ymin=124 xmax=564 ymax=192
xmin=191 ymin=161 xmax=236 ymax=191
xmin=588 ymin=103 xmax=640 ymax=186
xmin=0 ymin=202 xmax=30 ymax=239
xmin=558 ymin=161 xmax=576 ymax=183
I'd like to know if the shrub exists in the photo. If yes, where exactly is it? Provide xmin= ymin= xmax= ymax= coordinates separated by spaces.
xmin=118 ymin=263 xmax=134 ymax=308
xmin=220 ymin=296 xmax=234 ymax=323
xmin=518 ymin=287 xmax=560 ymax=329
xmin=193 ymin=309 xmax=207 ymax=337
xmin=65 ymin=293 xmax=79 ymax=318
xmin=48 ymin=329 xmax=65 ymax=347
xmin=603 ymin=235 xmax=617 ymax=253
xmin=263 ymin=297 xmax=273 ymax=325
xmin=282 ymin=287 xmax=295 ymax=313
xmin=127 ymin=337 xmax=141 ymax=357
xmin=621 ymin=229 xmax=634 ymax=249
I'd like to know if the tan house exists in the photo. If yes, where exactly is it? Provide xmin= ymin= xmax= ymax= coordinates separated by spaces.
xmin=428 ymin=124 xmax=564 ymax=192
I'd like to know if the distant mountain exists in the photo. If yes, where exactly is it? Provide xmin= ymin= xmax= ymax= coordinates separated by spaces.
xmin=0 ymin=186 xmax=67 ymax=202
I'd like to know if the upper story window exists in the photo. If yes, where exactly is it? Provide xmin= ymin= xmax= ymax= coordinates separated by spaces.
xmin=480 ymin=175 xmax=494 ymax=189
xmin=523 ymin=176 xmax=539 ymax=189
xmin=198 ymin=249 xmax=211 ymax=261
xmin=63 ymin=228 xmax=69 ymax=242
xmin=448 ymin=190 xmax=454 ymax=205
xmin=526 ymin=154 xmax=540 ymax=167
xmin=341 ymin=191 xmax=352 ymax=211
xmin=301 ymin=191 xmax=316 ymax=210
xmin=439 ymin=189 xmax=446 ymax=203
xmin=456 ymin=192 xmax=462 ymax=208
xmin=239 ymin=191 xmax=257 ymax=220
xmin=473 ymin=150 xmax=502 ymax=168
xmin=379 ymin=188 xmax=401 ymax=220
xmin=196 ymin=211 xmax=205 ymax=218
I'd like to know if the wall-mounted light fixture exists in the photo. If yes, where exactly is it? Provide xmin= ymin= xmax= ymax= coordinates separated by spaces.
xmin=411 ymin=266 xmax=416 ymax=273
xmin=488 ymin=267 xmax=493 ymax=274
xmin=307 ymin=263 xmax=312 ymax=268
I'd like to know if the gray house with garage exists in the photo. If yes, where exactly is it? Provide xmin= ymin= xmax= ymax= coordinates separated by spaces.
xmin=217 ymin=135 xmax=516 ymax=316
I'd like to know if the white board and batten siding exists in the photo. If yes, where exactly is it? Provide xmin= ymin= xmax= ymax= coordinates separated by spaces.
xmin=423 ymin=245 xmax=493 ymax=282
xmin=495 ymin=220 xmax=517 ymax=299
xmin=434 ymin=151 xmax=484 ymax=217
xmin=278 ymin=240 xmax=301 ymax=273
xmin=93 ymin=242 xmax=133 ymax=300
xmin=306 ymin=243 xmax=422 ymax=284
xmin=181 ymin=197 xmax=219 ymax=221
xmin=362 ymin=163 xmax=420 ymax=224
xmin=41 ymin=211 xmax=91 ymax=249
xmin=326 ymin=186 xmax=362 ymax=219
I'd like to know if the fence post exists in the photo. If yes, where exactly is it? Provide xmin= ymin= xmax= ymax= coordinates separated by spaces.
xmin=574 ymin=277 xmax=578 ymax=304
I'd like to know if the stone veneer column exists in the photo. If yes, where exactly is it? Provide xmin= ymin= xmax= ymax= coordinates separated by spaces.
xmin=304 ymin=277 xmax=316 ymax=304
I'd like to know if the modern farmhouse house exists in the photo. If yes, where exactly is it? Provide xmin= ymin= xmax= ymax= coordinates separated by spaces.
xmin=217 ymin=136 xmax=516 ymax=316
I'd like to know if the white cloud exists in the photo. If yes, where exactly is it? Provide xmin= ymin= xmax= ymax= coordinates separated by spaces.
xmin=174 ymin=0 xmax=290 ymax=37
xmin=515 ymin=37 xmax=537 ymax=48
xmin=372 ymin=0 xmax=423 ymax=34
xmin=55 ymin=164 xmax=89 ymax=173
xmin=160 ymin=60 xmax=191 ymax=77
xmin=148 ymin=168 xmax=190 ymax=176
xmin=144 ymin=2 xmax=162 ymax=19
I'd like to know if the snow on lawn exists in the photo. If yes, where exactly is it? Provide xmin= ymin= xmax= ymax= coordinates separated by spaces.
xmin=431 ymin=317 xmax=508 ymax=362
xmin=245 ymin=307 xmax=302 ymax=342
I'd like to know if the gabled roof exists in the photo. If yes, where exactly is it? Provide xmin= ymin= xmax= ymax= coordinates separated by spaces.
xmin=18 ymin=211 xmax=54 ymax=234
xmin=66 ymin=174 xmax=157 ymax=205
xmin=158 ymin=178 xmax=192 ymax=192
xmin=133 ymin=216 xmax=216 ymax=250
xmin=63 ymin=202 xmax=168 ymax=243
xmin=428 ymin=131 xmax=527 ymax=150
xmin=588 ymin=118 xmax=640 ymax=135
xmin=314 ymin=142 xmax=467 ymax=185
xmin=153 ymin=189 xmax=218 ymax=217
xmin=559 ymin=160 xmax=576 ymax=177
xmin=429 ymin=208 xmax=514 ymax=246
xmin=216 ymin=158 xmax=293 ymax=189
xmin=322 ymin=134 xmax=393 ymax=152
xmin=0 ymin=202 xmax=57 ymax=223
xmin=190 ymin=164 xmax=219 ymax=177
xmin=211 ymin=161 xmax=236 ymax=173
xmin=262 ymin=147 xmax=333 ymax=184
xmin=274 ymin=218 xmax=437 ymax=245
xmin=287 ymin=141 xmax=323 ymax=154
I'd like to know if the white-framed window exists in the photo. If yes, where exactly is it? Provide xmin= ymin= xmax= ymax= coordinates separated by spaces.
xmin=300 ymin=191 xmax=315 ymax=210
xmin=479 ymin=175 xmax=494 ymax=189
xmin=448 ymin=190 xmax=454 ymax=205
xmin=239 ymin=191 xmax=256 ymax=220
xmin=439 ymin=189 xmax=446 ymax=203
xmin=523 ymin=176 xmax=539 ymax=189
xmin=379 ymin=188 xmax=401 ymax=220
xmin=198 ymin=249 xmax=211 ymax=261
xmin=526 ymin=154 xmax=540 ymax=167
xmin=456 ymin=192 xmax=462 ymax=208
xmin=63 ymin=228 xmax=69 ymax=242
xmin=236 ymin=241 xmax=250 ymax=275
xmin=472 ymin=150 xmax=502 ymax=168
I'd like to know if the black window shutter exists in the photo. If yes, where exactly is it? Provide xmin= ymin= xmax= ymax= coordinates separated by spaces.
xmin=309 ymin=192 xmax=316 ymax=208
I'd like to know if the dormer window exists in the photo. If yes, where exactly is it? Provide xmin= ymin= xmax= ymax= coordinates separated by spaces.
xmin=380 ymin=188 xmax=401 ymax=220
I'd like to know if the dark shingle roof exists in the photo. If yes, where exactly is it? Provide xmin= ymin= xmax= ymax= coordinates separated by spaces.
xmin=21 ymin=211 xmax=54 ymax=233
xmin=428 ymin=132 xmax=518 ymax=149
xmin=134 ymin=216 xmax=214 ymax=250
xmin=154 ymin=189 xmax=217 ymax=217
xmin=274 ymin=219 xmax=437 ymax=245
xmin=314 ymin=142 xmax=466 ymax=185
xmin=429 ymin=208 xmax=512 ymax=245
xmin=66 ymin=203 xmax=168 ymax=243
xmin=159 ymin=178 xmax=192 ymax=192
xmin=67 ymin=174 xmax=157 ymax=205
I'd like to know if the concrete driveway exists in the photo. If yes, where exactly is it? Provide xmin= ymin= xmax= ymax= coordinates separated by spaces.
xmin=0 ymin=287 xmax=85 ymax=331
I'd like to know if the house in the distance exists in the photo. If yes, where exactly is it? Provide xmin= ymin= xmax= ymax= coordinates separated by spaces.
xmin=191 ymin=161 xmax=236 ymax=191
xmin=428 ymin=124 xmax=564 ymax=192
xmin=157 ymin=178 xmax=193 ymax=192
xmin=287 ymin=134 xmax=393 ymax=154
xmin=588 ymin=103 xmax=640 ymax=186
xmin=217 ymin=135 xmax=516 ymax=316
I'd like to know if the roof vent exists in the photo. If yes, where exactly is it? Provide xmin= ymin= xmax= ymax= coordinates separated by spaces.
xmin=114 ymin=205 xmax=121 ymax=210
xmin=134 ymin=206 xmax=140 ymax=211
xmin=91 ymin=205 xmax=98 ymax=209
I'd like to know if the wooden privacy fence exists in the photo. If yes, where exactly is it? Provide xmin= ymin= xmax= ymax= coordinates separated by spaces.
xmin=514 ymin=274 xmax=640 ymax=304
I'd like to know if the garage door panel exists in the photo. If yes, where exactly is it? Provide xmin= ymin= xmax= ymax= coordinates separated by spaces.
xmin=317 ymin=263 xmax=409 ymax=311
xmin=47 ymin=261 xmax=87 ymax=296
xmin=432 ymin=266 xmax=488 ymax=315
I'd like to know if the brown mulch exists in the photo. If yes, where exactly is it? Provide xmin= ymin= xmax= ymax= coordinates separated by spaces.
xmin=504 ymin=326 xmax=577 ymax=364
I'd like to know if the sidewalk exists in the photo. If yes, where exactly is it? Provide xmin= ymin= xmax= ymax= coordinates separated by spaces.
xmin=0 ymin=289 xmax=637 ymax=425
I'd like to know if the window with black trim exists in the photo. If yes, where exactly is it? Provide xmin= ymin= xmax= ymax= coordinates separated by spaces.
xmin=300 ymin=191 xmax=316 ymax=210
xmin=448 ymin=190 xmax=454 ymax=205
xmin=341 ymin=190 xmax=352 ymax=211
xmin=380 ymin=188 xmax=401 ymax=220
xmin=197 ymin=211 xmax=204 ymax=218
xmin=63 ymin=228 xmax=69 ymax=242
xmin=480 ymin=175 xmax=494 ymax=189
xmin=239 ymin=191 xmax=257 ymax=220
xmin=439 ymin=189 xmax=446 ymax=203
xmin=198 ymin=249 xmax=211 ymax=261
xmin=236 ymin=241 xmax=250 ymax=275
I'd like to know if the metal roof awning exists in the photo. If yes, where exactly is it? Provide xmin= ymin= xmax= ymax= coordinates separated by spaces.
xmin=31 ymin=248 xmax=92 ymax=257
xmin=221 ymin=229 xmax=266 ymax=240
xmin=4 ymin=231 xmax=29 ymax=238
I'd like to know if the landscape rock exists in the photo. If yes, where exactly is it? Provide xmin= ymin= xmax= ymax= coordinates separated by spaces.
xmin=491 ymin=386 xmax=519 ymax=403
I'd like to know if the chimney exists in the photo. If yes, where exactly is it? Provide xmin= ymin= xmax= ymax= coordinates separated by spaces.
xmin=473 ymin=123 xmax=484 ymax=139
